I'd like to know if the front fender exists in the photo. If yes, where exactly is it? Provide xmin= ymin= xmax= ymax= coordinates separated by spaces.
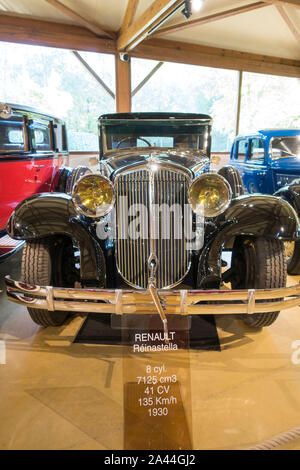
xmin=274 ymin=184 xmax=300 ymax=222
xmin=198 ymin=194 xmax=298 ymax=287
xmin=55 ymin=166 xmax=72 ymax=193
xmin=6 ymin=193 xmax=101 ymax=282
xmin=223 ymin=194 xmax=298 ymax=239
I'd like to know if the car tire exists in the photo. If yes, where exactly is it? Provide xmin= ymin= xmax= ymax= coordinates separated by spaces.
xmin=285 ymin=241 xmax=300 ymax=275
xmin=231 ymin=237 xmax=286 ymax=327
xmin=218 ymin=166 xmax=244 ymax=198
xmin=21 ymin=237 xmax=77 ymax=326
xmin=65 ymin=166 xmax=92 ymax=195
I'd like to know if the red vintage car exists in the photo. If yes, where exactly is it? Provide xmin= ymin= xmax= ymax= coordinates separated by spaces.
xmin=0 ymin=103 xmax=90 ymax=259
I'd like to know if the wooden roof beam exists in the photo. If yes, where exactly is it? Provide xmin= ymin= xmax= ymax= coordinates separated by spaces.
xmin=0 ymin=13 xmax=116 ymax=54
xmin=276 ymin=4 xmax=300 ymax=42
xmin=153 ymin=2 xmax=269 ymax=36
xmin=132 ymin=37 xmax=300 ymax=78
xmin=117 ymin=0 xmax=185 ymax=51
xmin=119 ymin=0 xmax=140 ymax=35
xmin=0 ymin=11 xmax=299 ymax=79
xmin=262 ymin=0 xmax=300 ymax=9
xmin=44 ymin=0 xmax=116 ymax=39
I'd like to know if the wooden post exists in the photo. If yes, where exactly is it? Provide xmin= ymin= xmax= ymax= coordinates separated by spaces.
xmin=115 ymin=54 xmax=131 ymax=113
xmin=235 ymin=70 xmax=243 ymax=136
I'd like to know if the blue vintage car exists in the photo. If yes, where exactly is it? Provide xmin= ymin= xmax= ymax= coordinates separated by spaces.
xmin=230 ymin=128 xmax=300 ymax=274
xmin=230 ymin=129 xmax=300 ymax=194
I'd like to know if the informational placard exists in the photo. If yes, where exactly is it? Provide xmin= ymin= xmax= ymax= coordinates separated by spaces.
xmin=121 ymin=315 xmax=193 ymax=450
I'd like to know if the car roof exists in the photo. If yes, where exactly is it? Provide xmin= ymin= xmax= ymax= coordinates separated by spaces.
xmin=258 ymin=129 xmax=300 ymax=137
xmin=99 ymin=112 xmax=212 ymax=122
xmin=1 ymin=102 xmax=65 ymax=124
xmin=236 ymin=129 xmax=300 ymax=139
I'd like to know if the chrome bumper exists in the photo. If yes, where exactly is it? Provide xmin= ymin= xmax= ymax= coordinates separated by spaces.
xmin=5 ymin=276 xmax=300 ymax=316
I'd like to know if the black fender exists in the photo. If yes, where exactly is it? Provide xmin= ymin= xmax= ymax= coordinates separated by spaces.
xmin=274 ymin=184 xmax=300 ymax=220
xmin=55 ymin=166 xmax=72 ymax=193
xmin=218 ymin=165 xmax=244 ymax=198
xmin=198 ymin=194 xmax=299 ymax=288
xmin=6 ymin=193 xmax=101 ymax=283
xmin=55 ymin=166 xmax=92 ymax=194
xmin=65 ymin=166 xmax=92 ymax=194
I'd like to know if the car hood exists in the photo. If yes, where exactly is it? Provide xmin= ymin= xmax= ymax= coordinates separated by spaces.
xmin=271 ymin=157 xmax=300 ymax=172
xmin=103 ymin=148 xmax=209 ymax=177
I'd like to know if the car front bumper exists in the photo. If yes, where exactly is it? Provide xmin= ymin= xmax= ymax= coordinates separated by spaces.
xmin=5 ymin=276 xmax=300 ymax=317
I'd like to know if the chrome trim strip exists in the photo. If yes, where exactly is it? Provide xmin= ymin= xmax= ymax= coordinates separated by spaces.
xmin=115 ymin=289 xmax=122 ymax=315
xmin=6 ymin=276 xmax=300 ymax=316
xmin=180 ymin=290 xmax=188 ymax=315
xmin=112 ymin=157 xmax=193 ymax=182
xmin=247 ymin=289 xmax=255 ymax=314
xmin=46 ymin=286 xmax=54 ymax=312
xmin=148 ymin=157 xmax=158 ymax=273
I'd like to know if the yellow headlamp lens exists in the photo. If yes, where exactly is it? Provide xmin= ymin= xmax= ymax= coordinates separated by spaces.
xmin=188 ymin=173 xmax=232 ymax=217
xmin=72 ymin=174 xmax=114 ymax=218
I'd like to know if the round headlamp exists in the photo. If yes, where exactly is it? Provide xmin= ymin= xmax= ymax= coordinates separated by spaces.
xmin=72 ymin=174 xmax=114 ymax=218
xmin=188 ymin=172 xmax=232 ymax=218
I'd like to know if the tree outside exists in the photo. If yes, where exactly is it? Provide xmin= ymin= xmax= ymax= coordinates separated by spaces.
xmin=0 ymin=42 xmax=115 ymax=151
xmin=0 ymin=42 xmax=299 ymax=152
xmin=132 ymin=58 xmax=300 ymax=151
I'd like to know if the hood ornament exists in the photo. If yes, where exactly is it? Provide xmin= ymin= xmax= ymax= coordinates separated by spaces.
xmin=148 ymin=257 xmax=169 ymax=343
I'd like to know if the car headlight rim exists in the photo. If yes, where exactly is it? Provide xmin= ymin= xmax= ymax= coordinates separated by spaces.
xmin=72 ymin=174 xmax=115 ymax=218
xmin=188 ymin=172 xmax=232 ymax=218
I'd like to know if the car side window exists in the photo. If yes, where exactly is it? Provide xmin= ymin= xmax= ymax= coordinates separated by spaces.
xmin=236 ymin=139 xmax=247 ymax=161
xmin=0 ymin=117 xmax=25 ymax=152
xmin=249 ymin=138 xmax=265 ymax=162
xmin=33 ymin=122 xmax=51 ymax=152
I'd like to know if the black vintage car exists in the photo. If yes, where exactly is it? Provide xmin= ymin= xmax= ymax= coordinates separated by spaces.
xmin=5 ymin=113 xmax=300 ymax=336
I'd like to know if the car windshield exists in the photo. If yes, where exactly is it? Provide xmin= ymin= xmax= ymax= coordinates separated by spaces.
xmin=271 ymin=136 xmax=300 ymax=159
xmin=101 ymin=120 xmax=211 ymax=156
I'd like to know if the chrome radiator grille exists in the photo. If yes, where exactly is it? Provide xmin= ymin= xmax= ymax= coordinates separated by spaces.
xmin=115 ymin=166 xmax=190 ymax=289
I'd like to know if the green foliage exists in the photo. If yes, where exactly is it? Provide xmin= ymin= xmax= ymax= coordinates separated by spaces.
xmin=0 ymin=43 xmax=115 ymax=150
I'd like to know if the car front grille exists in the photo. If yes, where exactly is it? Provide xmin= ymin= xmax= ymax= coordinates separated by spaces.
xmin=115 ymin=166 xmax=190 ymax=288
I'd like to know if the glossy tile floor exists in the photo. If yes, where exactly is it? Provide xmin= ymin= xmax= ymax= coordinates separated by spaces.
xmin=1 ymin=250 xmax=300 ymax=450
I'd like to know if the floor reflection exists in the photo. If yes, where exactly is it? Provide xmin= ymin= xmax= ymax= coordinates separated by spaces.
xmin=1 ymin=250 xmax=300 ymax=449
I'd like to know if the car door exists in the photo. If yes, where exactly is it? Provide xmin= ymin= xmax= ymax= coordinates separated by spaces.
xmin=30 ymin=119 xmax=56 ymax=193
xmin=0 ymin=116 xmax=38 ymax=231
xmin=245 ymin=138 xmax=267 ymax=193
xmin=231 ymin=138 xmax=248 ymax=185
